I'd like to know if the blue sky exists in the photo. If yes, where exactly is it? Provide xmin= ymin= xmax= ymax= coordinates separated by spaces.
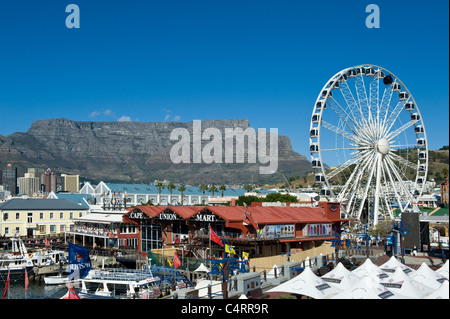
xmin=0 ymin=0 xmax=448 ymax=161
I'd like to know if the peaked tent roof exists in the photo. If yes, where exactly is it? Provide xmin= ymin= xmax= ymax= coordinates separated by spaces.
xmin=321 ymin=262 xmax=360 ymax=290
xmin=381 ymin=267 xmax=434 ymax=299
xmin=267 ymin=267 xmax=341 ymax=299
xmin=352 ymin=258 xmax=390 ymax=280
xmin=424 ymin=280 xmax=449 ymax=299
xmin=379 ymin=256 xmax=415 ymax=274
xmin=330 ymin=275 xmax=407 ymax=299
xmin=435 ymin=260 xmax=449 ymax=280
xmin=409 ymin=262 xmax=446 ymax=290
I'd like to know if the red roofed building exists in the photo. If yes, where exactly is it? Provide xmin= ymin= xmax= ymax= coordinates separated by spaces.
xmin=123 ymin=201 xmax=349 ymax=258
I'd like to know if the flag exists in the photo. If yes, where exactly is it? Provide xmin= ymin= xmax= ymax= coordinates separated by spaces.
xmin=68 ymin=242 xmax=92 ymax=280
xmin=61 ymin=282 xmax=80 ymax=299
xmin=25 ymin=270 xmax=29 ymax=292
xmin=242 ymin=251 xmax=249 ymax=259
xmin=209 ymin=226 xmax=224 ymax=247
xmin=45 ymin=238 xmax=50 ymax=248
xmin=225 ymin=244 xmax=236 ymax=255
xmin=173 ymin=252 xmax=182 ymax=269
xmin=3 ymin=269 xmax=10 ymax=299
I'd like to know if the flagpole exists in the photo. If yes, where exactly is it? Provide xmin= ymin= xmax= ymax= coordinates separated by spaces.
xmin=208 ymin=223 xmax=211 ymax=270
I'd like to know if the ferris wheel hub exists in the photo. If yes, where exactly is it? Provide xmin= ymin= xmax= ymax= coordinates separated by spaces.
xmin=375 ymin=138 xmax=390 ymax=155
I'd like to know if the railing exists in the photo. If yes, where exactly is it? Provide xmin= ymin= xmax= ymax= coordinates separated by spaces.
xmin=89 ymin=268 xmax=155 ymax=282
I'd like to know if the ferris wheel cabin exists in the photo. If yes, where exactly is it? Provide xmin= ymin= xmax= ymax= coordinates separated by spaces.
xmin=399 ymin=92 xmax=409 ymax=101
xmin=311 ymin=159 xmax=321 ymax=168
xmin=405 ymin=102 xmax=415 ymax=111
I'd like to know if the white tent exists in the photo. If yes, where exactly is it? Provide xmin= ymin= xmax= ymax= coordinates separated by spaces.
xmin=435 ymin=260 xmax=449 ymax=280
xmin=381 ymin=267 xmax=434 ymax=299
xmin=239 ymin=294 xmax=248 ymax=299
xmin=330 ymin=275 xmax=407 ymax=299
xmin=321 ymin=262 xmax=360 ymax=290
xmin=194 ymin=263 xmax=210 ymax=273
xmin=379 ymin=256 xmax=415 ymax=275
xmin=409 ymin=262 xmax=445 ymax=290
xmin=267 ymin=267 xmax=341 ymax=299
xmin=424 ymin=280 xmax=449 ymax=299
xmin=352 ymin=258 xmax=390 ymax=281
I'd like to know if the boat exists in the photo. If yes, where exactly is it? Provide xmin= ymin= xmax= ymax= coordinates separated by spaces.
xmin=0 ymin=237 xmax=67 ymax=275
xmin=44 ymin=273 xmax=71 ymax=285
xmin=78 ymin=267 xmax=161 ymax=299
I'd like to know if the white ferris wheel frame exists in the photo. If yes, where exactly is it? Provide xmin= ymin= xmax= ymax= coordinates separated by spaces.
xmin=309 ymin=64 xmax=428 ymax=227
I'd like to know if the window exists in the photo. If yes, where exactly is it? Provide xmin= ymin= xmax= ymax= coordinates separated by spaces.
xmin=39 ymin=225 xmax=46 ymax=233
xmin=50 ymin=225 xmax=56 ymax=233
xmin=15 ymin=227 xmax=20 ymax=235
xmin=60 ymin=212 xmax=64 ymax=219
xmin=16 ymin=213 xmax=20 ymax=220
xmin=3 ymin=213 xmax=8 ymax=221
xmin=28 ymin=213 xmax=33 ymax=224
xmin=70 ymin=212 xmax=73 ymax=219
xmin=79 ymin=212 xmax=83 ymax=217
xmin=5 ymin=227 xmax=9 ymax=235
xmin=40 ymin=212 xmax=44 ymax=220
xmin=60 ymin=225 xmax=65 ymax=232
xmin=50 ymin=212 xmax=54 ymax=219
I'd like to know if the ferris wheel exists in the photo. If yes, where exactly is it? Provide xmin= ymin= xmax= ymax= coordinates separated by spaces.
xmin=309 ymin=64 xmax=428 ymax=227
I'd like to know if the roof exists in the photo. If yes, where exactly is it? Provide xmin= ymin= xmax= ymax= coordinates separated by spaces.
xmin=53 ymin=193 xmax=91 ymax=209
xmin=126 ymin=205 xmax=331 ymax=225
xmin=0 ymin=198 xmax=89 ymax=211
xmin=75 ymin=213 xmax=124 ymax=223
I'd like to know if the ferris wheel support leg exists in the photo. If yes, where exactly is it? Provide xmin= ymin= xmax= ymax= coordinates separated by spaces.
xmin=373 ymin=153 xmax=383 ymax=226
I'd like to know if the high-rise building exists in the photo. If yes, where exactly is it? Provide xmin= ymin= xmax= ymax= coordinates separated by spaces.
xmin=40 ymin=168 xmax=57 ymax=194
xmin=1 ymin=164 xmax=18 ymax=196
xmin=61 ymin=174 xmax=80 ymax=193
xmin=18 ymin=173 xmax=40 ymax=196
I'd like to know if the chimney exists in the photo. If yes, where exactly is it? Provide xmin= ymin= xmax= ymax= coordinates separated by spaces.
xmin=231 ymin=198 xmax=236 ymax=207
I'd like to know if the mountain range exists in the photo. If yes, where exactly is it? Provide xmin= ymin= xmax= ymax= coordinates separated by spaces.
xmin=0 ymin=118 xmax=312 ymax=185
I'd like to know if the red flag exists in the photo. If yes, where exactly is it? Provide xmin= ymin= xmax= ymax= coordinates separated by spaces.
xmin=210 ymin=226 xmax=224 ymax=247
xmin=25 ymin=270 xmax=29 ymax=292
xmin=45 ymin=238 xmax=50 ymax=248
xmin=173 ymin=252 xmax=181 ymax=269
xmin=3 ymin=269 xmax=10 ymax=299
xmin=61 ymin=282 xmax=80 ymax=299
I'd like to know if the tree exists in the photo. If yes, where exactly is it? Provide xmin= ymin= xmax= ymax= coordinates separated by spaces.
xmin=178 ymin=185 xmax=186 ymax=205
xmin=208 ymin=185 xmax=218 ymax=197
xmin=167 ymin=182 xmax=176 ymax=204
xmin=199 ymin=184 xmax=208 ymax=204
xmin=244 ymin=184 xmax=253 ymax=192
xmin=219 ymin=185 xmax=227 ymax=197
xmin=156 ymin=182 xmax=165 ymax=204
xmin=443 ymin=167 xmax=449 ymax=178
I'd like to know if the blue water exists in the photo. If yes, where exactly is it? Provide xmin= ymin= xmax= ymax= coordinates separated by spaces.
xmin=0 ymin=274 xmax=67 ymax=299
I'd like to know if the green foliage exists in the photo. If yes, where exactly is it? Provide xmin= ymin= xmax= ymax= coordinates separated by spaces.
xmin=235 ymin=193 xmax=298 ymax=206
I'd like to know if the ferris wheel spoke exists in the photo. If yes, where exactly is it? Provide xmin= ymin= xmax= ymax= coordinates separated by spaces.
xmin=379 ymin=163 xmax=395 ymax=219
xmin=385 ymin=157 xmax=416 ymax=206
xmin=379 ymin=81 xmax=395 ymax=124
xmin=383 ymin=158 xmax=407 ymax=211
xmin=388 ymin=152 xmax=418 ymax=171
xmin=354 ymin=75 xmax=372 ymax=124
xmin=321 ymin=120 xmax=359 ymax=144
xmin=389 ymin=143 xmax=420 ymax=149
xmin=385 ymin=119 xmax=418 ymax=141
xmin=339 ymin=80 xmax=369 ymax=127
xmin=381 ymin=98 xmax=409 ymax=137
xmin=327 ymin=96 xmax=360 ymax=133
xmin=369 ymin=75 xmax=380 ymax=128
xmin=355 ymin=155 xmax=378 ymax=220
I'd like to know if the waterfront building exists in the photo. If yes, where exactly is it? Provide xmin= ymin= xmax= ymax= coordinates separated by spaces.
xmin=122 ymin=201 xmax=349 ymax=258
xmin=0 ymin=198 xmax=88 ymax=237
xmin=79 ymin=181 xmax=273 ymax=207
xmin=441 ymin=178 xmax=449 ymax=208
xmin=61 ymin=174 xmax=80 ymax=193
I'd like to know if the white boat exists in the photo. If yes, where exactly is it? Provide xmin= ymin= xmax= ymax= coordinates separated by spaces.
xmin=79 ymin=267 xmax=161 ymax=299
xmin=44 ymin=273 xmax=71 ymax=285
xmin=1 ymin=237 xmax=68 ymax=275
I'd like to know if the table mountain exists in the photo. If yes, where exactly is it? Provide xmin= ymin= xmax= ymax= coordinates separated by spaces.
xmin=0 ymin=118 xmax=312 ymax=185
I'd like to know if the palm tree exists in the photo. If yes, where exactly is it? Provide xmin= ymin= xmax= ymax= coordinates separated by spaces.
xmin=199 ymin=184 xmax=208 ymax=205
xmin=156 ymin=182 xmax=165 ymax=204
xmin=167 ymin=182 xmax=176 ymax=204
xmin=208 ymin=185 xmax=218 ymax=198
xmin=178 ymin=185 xmax=186 ymax=205
xmin=244 ymin=184 xmax=253 ymax=192
xmin=219 ymin=185 xmax=227 ymax=197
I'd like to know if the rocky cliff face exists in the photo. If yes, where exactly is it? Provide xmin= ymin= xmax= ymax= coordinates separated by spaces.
xmin=0 ymin=118 xmax=311 ymax=184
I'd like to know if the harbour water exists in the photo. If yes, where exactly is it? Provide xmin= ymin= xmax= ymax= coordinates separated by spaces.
xmin=0 ymin=274 xmax=67 ymax=299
